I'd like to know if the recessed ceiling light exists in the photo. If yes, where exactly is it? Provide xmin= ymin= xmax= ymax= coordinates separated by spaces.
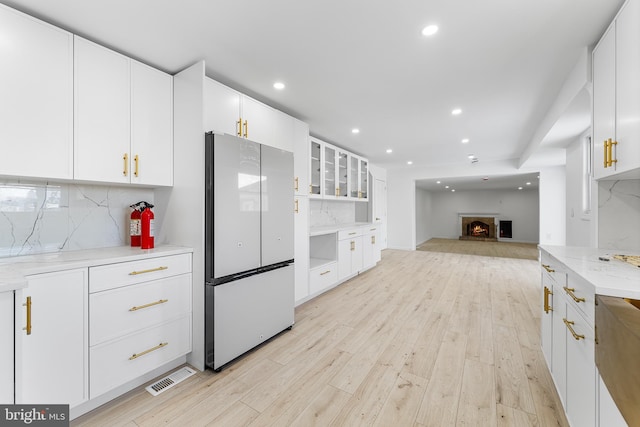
xmin=436 ymin=180 xmax=441 ymax=184
xmin=386 ymin=148 xmax=393 ymax=153
xmin=407 ymin=161 xmax=413 ymax=165
xmin=451 ymin=108 xmax=462 ymax=115
xmin=518 ymin=187 xmax=523 ymax=190
xmin=352 ymin=128 xmax=360 ymax=134
xmin=462 ymin=138 xmax=470 ymax=143
xmin=526 ymin=182 xmax=531 ymax=185
xmin=467 ymin=154 xmax=475 ymax=159
xmin=422 ymin=25 xmax=439 ymax=36
xmin=451 ymin=189 xmax=455 ymax=192
xmin=445 ymin=185 xmax=449 ymax=189
xmin=273 ymin=82 xmax=285 ymax=90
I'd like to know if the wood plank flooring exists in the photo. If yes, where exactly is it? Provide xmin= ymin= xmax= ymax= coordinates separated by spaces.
xmin=417 ymin=238 xmax=539 ymax=260
xmin=72 ymin=248 xmax=568 ymax=427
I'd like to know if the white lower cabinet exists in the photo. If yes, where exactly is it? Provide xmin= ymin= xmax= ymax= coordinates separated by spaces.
xmin=338 ymin=229 xmax=363 ymax=281
xmin=294 ymin=196 xmax=310 ymax=303
xmin=88 ymin=253 xmax=192 ymax=399
xmin=0 ymin=292 xmax=14 ymax=404
xmin=309 ymin=262 xmax=338 ymax=295
xmin=14 ymin=269 xmax=88 ymax=407
xmin=362 ymin=225 xmax=381 ymax=270
xmin=598 ymin=375 xmax=627 ymax=427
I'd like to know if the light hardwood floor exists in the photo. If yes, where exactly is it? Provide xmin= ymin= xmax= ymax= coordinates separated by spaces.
xmin=72 ymin=249 xmax=568 ymax=427
xmin=417 ymin=238 xmax=539 ymax=260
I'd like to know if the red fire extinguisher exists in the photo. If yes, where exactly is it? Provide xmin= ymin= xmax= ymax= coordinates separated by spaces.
xmin=140 ymin=202 xmax=155 ymax=249
xmin=129 ymin=202 xmax=142 ymax=247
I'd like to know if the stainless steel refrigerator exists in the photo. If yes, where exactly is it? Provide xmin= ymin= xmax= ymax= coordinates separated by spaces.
xmin=204 ymin=132 xmax=294 ymax=371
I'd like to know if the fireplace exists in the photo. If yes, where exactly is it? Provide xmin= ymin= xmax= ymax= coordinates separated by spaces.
xmin=459 ymin=216 xmax=498 ymax=241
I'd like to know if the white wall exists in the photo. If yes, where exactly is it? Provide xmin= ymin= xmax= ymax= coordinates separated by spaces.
xmin=415 ymin=188 xmax=432 ymax=245
xmin=539 ymin=166 xmax=566 ymax=245
xmin=565 ymin=132 xmax=592 ymax=247
xmin=425 ymin=188 xmax=539 ymax=243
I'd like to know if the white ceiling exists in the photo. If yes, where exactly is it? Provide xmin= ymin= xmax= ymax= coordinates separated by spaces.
xmin=1 ymin=0 xmax=623 ymax=188
xmin=416 ymin=172 xmax=539 ymax=192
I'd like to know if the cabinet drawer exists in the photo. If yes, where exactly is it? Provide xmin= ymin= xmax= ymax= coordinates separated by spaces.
xmin=540 ymin=252 xmax=566 ymax=286
xmin=309 ymin=263 xmax=338 ymax=295
xmin=89 ymin=253 xmax=191 ymax=293
xmin=564 ymin=272 xmax=595 ymax=325
xmin=90 ymin=315 xmax=191 ymax=399
xmin=90 ymin=273 xmax=192 ymax=346
xmin=338 ymin=228 xmax=362 ymax=240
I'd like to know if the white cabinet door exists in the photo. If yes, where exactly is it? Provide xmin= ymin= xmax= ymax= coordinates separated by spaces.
xmin=15 ymin=269 xmax=88 ymax=407
xmin=293 ymin=119 xmax=309 ymax=196
xmin=336 ymin=149 xmax=349 ymax=199
xmin=309 ymin=138 xmax=322 ymax=198
xmin=323 ymin=143 xmax=338 ymax=199
xmin=272 ymin=109 xmax=294 ymax=152
xmin=540 ymin=283 xmax=553 ymax=370
xmin=614 ymin=0 xmax=640 ymax=176
xmin=338 ymin=236 xmax=362 ymax=280
xmin=565 ymin=302 xmax=596 ymax=427
xmin=74 ymin=36 xmax=130 ymax=183
xmin=241 ymin=96 xmax=273 ymax=146
xmin=598 ymin=375 xmax=627 ymax=427
xmin=130 ymin=60 xmax=173 ymax=186
xmin=294 ymin=196 xmax=309 ymax=303
xmin=203 ymin=77 xmax=241 ymax=136
xmin=551 ymin=291 xmax=567 ymax=407
xmin=0 ymin=5 xmax=73 ymax=180
xmin=362 ymin=226 xmax=380 ymax=270
xmin=0 ymin=292 xmax=13 ymax=404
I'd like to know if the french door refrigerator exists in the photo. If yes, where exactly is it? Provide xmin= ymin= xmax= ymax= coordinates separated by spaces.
xmin=204 ymin=132 xmax=294 ymax=371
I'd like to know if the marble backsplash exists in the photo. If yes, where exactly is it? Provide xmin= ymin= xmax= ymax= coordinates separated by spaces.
xmin=0 ymin=180 xmax=153 ymax=258
xmin=599 ymin=179 xmax=640 ymax=251
xmin=309 ymin=199 xmax=356 ymax=227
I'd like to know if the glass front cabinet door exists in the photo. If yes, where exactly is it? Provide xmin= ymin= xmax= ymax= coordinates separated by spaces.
xmin=359 ymin=158 xmax=368 ymax=200
xmin=337 ymin=149 xmax=349 ymax=198
xmin=323 ymin=143 xmax=336 ymax=198
xmin=309 ymin=138 xmax=321 ymax=197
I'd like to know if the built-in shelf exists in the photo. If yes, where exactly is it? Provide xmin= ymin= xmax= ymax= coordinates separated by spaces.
xmin=310 ymin=257 xmax=335 ymax=270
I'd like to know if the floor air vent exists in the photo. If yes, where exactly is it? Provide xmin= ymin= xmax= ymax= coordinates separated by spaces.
xmin=145 ymin=366 xmax=197 ymax=396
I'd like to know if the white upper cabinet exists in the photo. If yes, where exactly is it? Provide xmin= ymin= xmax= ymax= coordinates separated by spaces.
xmin=203 ymin=77 xmax=294 ymax=152
xmin=130 ymin=61 xmax=174 ymax=186
xmin=593 ymin=0 xmax=640 ymax=179
xmin=0 ymin=5 xmax=73 ymax=180
xmin=74 ymin=36 xmax=131 ymax=184
xmin=293 ymin=119 xmax=309 ymax=196
xmin=74 ymin=36 xmax=173 ymax=186
xmin=204 ymin=77 xmax=241 ymax=136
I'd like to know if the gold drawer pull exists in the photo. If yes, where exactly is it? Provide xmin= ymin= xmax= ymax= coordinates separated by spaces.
xmin=542 ymin=264 xmax=555 ymax=273
xmin=294 ymin=177 xmax=299 ymax=191
xmin=563 ymin=318 xmax=585 ymax=341
xmin=129 ymin=299 xmax=169 ymax=312
xmin=563 ymin=286 xmax=585 ymax=303
xmin=129 ymin=266 xmax=168 ymax=276
xmin=123 ymin=153 xmax=128 ymax=176
xmin=319 ymin=270 xmax=331 ymax=276
xmin=23 ymin=296 xmax=32 ymax=335
xmin=129 ymin=342 xmax=168 ymax=360
xmin=348 ymin=232 xmax=357 ymax=235
xmin=543 ymin=286 xmax=553 ymax=314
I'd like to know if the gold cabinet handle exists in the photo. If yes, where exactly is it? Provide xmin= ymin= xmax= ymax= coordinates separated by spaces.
xmin=129 ymin=299 xmax=168 ymax=312
xmin=294 ymin=177 xmax=299 ymax=191
xmin=609 ymin=140 xmax=617 ymax=167
xmin=541 ymin=264 xmax=555 ymax=273
xmin=123 ymin=153 xmax=129 ymax=176
xmin=563 ymin=318 xmax=585 ymax=341
xmin=236 ymin=118 xmax=242 ymax=137
xmin=350 ymin=241 xmax=355 ymax=251
xmin=294 ymin=199 xmax=299 ymax=213
xmin=543 ymin=286 xmax=553 ymax=314
xmin=604 ymin=139 xmax=609 ymax=168
xmin=320 ymin=270 xmax=331 ymax=276
xmin=23 ymin=296 xmax=32 ymax=335
xmin=348 ymin=232 xmax=357 ymax=235
xmin=563 ymin=286 xmax=585 ymax=303
xmin=371 ymin=236 xmax=376 ymax=245
xmin=129 ymin=342 xmax=168 ymax=360
xmin=128 ymin=266 xmax=168 ymax=276
xmin=309 ymin=184 xmax=313 ymax=195
xmin=243 ymin=120 xmax=248 ymax=138
xmin=134 ymin=155 xmax=139 ymax=177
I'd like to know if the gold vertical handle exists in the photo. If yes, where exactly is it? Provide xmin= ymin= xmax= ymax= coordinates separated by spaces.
xmin=309 ymin=184 xmax=313 ymax=194
xmin=294 ymin=199 xmax=299 ymax=213
xmin=543 ymin=286 xmax=553 ymax=314
xmin=134 ymin=155 xmax=139 ymax=177
xmin=243 ymin=120 xmax=248 ymax=138
xmin=237 ymin=118 xmax=242 ymax=137
xmin=609 ymin=140 xmax=617 ymax=167
xmin=294 ymin=177 xmax=299 ymax=191
xmin=563 ymin=318 xmax=585 ymax=340
xmin=23 ymin=296 xmax=32 ymax=335
xmin=123 ymin=153 xmax=129 ymax=176
xmin=336 ymin=187 xmax=340 ymax=197
xmin=350 ymin=241 xmax=355 ymax=251
xmin=371 ymin=235 xmax=376 ymax=245
xmin=603 ymin=139 xmax=609 ymax=168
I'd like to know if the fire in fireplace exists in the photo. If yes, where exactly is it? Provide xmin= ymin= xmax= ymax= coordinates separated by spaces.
xmin=459 ymin=216 xmax=498 ymax=241
xmin=469 ymin=221 xmax=490 ymax=237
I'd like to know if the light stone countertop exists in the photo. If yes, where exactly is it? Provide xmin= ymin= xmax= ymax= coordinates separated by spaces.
xmin=539 ymin=245 xmax=640 ymax=299
xmin=0 ymin=245 xmax=193 ymax=293
xmin=309 ymin=222 xmax=379 ymax=237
